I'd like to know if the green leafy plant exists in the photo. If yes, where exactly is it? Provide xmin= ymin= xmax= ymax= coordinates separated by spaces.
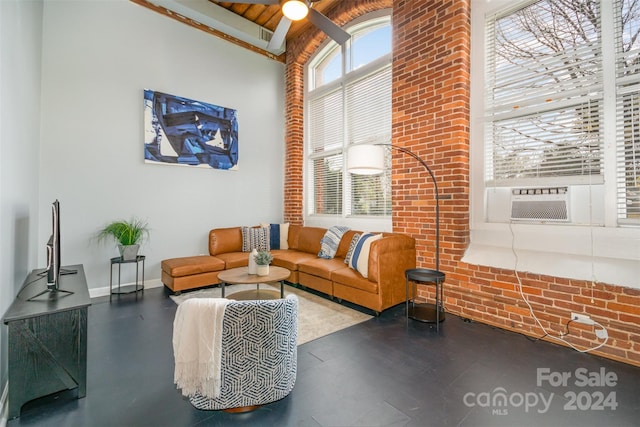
xmin=97 ymin=218 xmax=150 ymax=246
xmin=254 ymin=250 xmax=273 ymax=266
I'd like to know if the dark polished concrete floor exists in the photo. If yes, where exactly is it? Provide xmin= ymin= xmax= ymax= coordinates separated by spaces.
xmin=7 ymin=285 xmax=640 ymax=427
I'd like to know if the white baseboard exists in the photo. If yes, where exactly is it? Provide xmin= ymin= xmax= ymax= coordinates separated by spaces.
xmin=1 ymin=381 xmax=8 ymax=427
xmin=89 ymin=278 xmax=164 ymax=298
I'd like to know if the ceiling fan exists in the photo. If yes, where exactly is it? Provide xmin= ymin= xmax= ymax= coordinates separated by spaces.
xmin=222 ymin=0 xmax=350 ymax=51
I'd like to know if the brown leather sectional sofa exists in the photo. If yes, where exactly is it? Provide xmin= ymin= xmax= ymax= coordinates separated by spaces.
xmin=161 ymin=225 xmax=416 ymax=314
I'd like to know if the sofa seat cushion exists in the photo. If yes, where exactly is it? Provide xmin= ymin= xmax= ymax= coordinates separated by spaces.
xmin=214 ymin=252 xmax=249 ymax=269
xmin=162 ymin=256 xmax=225 ymax=278
xmin=271 ymin=250 xmax=317 ymax=271
xmin=298 ymin=257 xmax=349 ymax=280
xmin=331 ymin=267 xmax=378 ymax=294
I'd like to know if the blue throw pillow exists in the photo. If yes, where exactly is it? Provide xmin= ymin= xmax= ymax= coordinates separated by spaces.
xmin=268 ymin=223 xmax=289 ymax=250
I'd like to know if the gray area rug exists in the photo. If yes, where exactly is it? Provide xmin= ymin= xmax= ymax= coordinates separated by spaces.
xmin=170 ymin=283 xmax=372 ymax=345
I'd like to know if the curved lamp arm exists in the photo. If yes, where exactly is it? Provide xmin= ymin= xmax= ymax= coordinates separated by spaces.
xmin=347 ymin=143 xmax=440 ymax=271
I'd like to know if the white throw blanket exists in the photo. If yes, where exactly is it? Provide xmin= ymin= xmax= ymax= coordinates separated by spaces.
xmin=173 ymin=298 xmax=230 ymax=399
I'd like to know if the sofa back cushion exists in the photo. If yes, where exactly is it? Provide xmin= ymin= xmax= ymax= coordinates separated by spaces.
xmin=335 ymin=230 xmax=360 ymax=259
xmin=209 ymin=227 xmax=243 ymax=255
xmin=287 ymin=225 xmax=302 ymax=250
xmin=296 ymin=227 xmax=326 ymax=254
xmin=288 ymin=226 xmax=362 ymax=258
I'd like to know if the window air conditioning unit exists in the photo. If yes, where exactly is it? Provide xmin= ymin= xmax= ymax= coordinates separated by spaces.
xmin=486 ymin=185 xmax=603 ymax=224
xmin=510 ymin=187 xmax=569 ymax=222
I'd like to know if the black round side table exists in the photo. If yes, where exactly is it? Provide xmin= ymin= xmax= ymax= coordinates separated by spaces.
xmin=109 ymin=255 xmax=145 ymax=301
xmin=405 ymin=268 xmax=445 ymax=329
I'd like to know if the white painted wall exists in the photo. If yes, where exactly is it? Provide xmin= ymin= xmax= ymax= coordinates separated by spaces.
xmin=0 ymin=0 xmax=44 ymax=418
xmin=38 ymin=0 xmax=285 ymax=291
xmin=1 ymin=0 xmax=284 ymax=413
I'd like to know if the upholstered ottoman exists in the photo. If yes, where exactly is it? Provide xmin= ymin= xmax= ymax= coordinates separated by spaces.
xmin=184 ymin=295 xmax=298 ymax=412
xmin=161 ymin=255 xmax=225 ymax=294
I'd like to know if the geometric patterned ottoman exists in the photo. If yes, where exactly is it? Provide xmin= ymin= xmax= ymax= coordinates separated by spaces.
xmin=187 ymin=295 xmax=298 ymax=412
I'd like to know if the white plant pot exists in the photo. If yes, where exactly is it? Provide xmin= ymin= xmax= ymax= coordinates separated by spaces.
xmin=257 ymin=265 xmax=269 ymax=276
xmin=118 ymin=244 xmax=140 ymax=261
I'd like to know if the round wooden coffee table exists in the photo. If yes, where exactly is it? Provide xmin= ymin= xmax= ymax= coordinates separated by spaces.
xmin=218 ymin=266 xmax=290 ymax=300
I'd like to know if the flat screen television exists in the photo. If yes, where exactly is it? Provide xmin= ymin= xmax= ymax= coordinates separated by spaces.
xmin=27 ymin=199 xmax=76 ymax=301
xmin=46 ymin=199 xmax=62 ymax=287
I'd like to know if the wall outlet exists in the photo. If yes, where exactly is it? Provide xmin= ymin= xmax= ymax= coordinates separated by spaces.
xmin=571 ymin=312 xmax=595 ymax=325
xmin=596 ymin=328 xmax=608 ymax=339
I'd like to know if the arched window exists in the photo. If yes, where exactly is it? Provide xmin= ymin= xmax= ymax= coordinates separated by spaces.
xmin=305 ymin=11 xmax=392 ymax=229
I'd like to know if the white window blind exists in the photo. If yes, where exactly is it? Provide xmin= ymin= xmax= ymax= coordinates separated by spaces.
xmin=485 ymin=0 xmax=604 ymax=186
xmin=345 ymin=65 xmax=392 ymax=216
xmin=309 ymin=153 xmax=343 ymax=215
xmin=346 ymin=65 xmax=391 ymax=146
xmin=308 ymin=88 xmax=344 ymax=215
xmin=309 ymin=88 xmax=343 ymax=154
xmin=615 ymin=0 xmax=640 ymax=222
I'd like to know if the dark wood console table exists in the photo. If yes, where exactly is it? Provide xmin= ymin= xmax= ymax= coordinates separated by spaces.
xmin=2 ymin=264 xmax=90 ymax=419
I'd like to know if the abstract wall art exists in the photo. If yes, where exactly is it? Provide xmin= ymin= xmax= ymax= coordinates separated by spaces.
xmin=144 ymin=89 xmax=238 ymax=170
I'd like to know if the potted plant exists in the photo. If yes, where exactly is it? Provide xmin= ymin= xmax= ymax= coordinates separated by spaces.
xmin=254 ymin=250 xmax=273 ymax=276
xmin=97 ymin=218 xmax=150 ymax=260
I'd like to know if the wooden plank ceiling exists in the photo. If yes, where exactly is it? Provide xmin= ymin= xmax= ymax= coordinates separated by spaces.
xmin=131 ymin=0 xmax=341 ymax=61
xmin=212 ymin=0 xmax=340 ymax=46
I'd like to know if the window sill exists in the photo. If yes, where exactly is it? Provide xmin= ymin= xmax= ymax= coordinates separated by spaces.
xmin=462 ymin=222 xmax=640 ymax=288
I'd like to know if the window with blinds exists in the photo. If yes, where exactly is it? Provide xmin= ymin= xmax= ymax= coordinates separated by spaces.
xmin=485 ymin=0 xmax=640 ymax=225
xmin=485 ymin=0 xmax=604 ymax=187
xmin=306 ymin=15 xmax=392 ymax=218
xmin=615 ymin=0 xmax=640 ymax=222
xmin=308 ymin=88 xmax=344 ymax=215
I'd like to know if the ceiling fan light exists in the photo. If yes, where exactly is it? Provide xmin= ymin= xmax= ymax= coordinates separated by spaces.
xmin=281 ymin=0 xmax=309 ymax=21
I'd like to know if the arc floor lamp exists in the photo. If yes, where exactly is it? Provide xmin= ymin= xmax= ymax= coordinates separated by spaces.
xmin=347 ymin=143 xmax=446 ymax=326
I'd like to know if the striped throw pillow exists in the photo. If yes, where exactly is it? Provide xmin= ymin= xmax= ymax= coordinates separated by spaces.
xmin=318 ymin=226 xmax=350 ymax=259
xmin=347 ymin=233 xmax=383 ymax=278
xmin=269 ymin=223 xmax=289 ymax=250
xmin=344 ymin=233 xmax=361 ymax=265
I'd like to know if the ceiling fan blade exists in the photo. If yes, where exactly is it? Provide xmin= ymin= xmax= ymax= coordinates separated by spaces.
xmin=307 ymin=8 xmax=350 ymax=45
xmin=267 ymin=17 xmax=292 ymax=50
xmin=220 ymin=0 xmax=279 ymax=4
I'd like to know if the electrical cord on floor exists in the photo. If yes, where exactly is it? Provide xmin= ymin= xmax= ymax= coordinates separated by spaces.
xmin=508 ymin=221 xmax=609 ymax=353
xmin=449 ymin=304 xmax=597 ymax=344
xmin=525 ymin=317 xmax=577 ymax=342
xmin=453 ymin=307 xmax=551 ymax=342
xmin=523 ymin=331 xmax=549 ymax=342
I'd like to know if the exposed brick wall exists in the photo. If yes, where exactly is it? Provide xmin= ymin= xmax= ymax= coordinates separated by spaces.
xmin=392 ymin=0 xmax=471 ymax=271
xmin=283 ymin=59 xmax=305 ymax=226
xmin=284 ymin=0 xmax=640 ymax=366
xmin=444 ymin=264 xmax=640 ymax=366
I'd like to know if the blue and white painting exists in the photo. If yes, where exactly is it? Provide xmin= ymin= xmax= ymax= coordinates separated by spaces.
xmin=144 ymin=89 xmax=238 ymax=170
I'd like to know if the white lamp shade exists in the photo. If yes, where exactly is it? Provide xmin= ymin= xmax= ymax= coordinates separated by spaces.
xmin=281 ymin=0 xmax=309 ymax=21
xmin=347 ymin=144 xmax=385 ymax=175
